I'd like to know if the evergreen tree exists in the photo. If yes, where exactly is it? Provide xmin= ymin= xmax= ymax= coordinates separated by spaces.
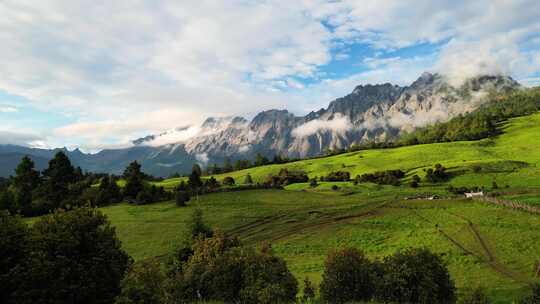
xmin=13 ymin=156 xmax=40 ymax=213
xmin=41 ymin=151 xmax=75 ymax=208
xmin=188 ymin=164 xmax=203 ymax=191
xmin=223 ymin=158 xmax=233 ymax=173
xmin=123 ymin=161 xmax=144 ymax=198
xmin=244 ymin=174 xmax=253 ymax=185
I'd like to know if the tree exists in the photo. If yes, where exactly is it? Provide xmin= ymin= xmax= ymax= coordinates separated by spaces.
xmin=223 ymin=158 xmax=233 ymax=173
xmin=167 ymin=232 xmax=297 ymax=304
xmin=519 ymin=283 xmax=540 ymax=304
xmin=189 ymin=208 xmax=213 ymax=240
xmin=244 ymin=174 xmax=253 ymax=185
xmin=460 ymin=287 xmax=491 ymax=304
xmin=302 ymin=277 xmax=316 ymax=303
xmin=16 ymin=208 xmax=132 ymax=304
xmin=96 ymin=176 xmax=123 ymax=206
xmin=188 ymin=164 xmax=203 ymax=191
xmin=255 ymin=153 xmax=269 ymax=166
xmin=309 ymin=178 xmax=318 ymax=188
xmin=0 ymin=190 xmax=15 ymax=212
xmin=41 ymin=151 xmax=76 ymax=208
xmin=123 ymin=161 xmax=144 ymax=198
xmin=223 ymin=176 xmax=235 ymax=186
xmin=320 ymin=248 xmax=376 ymax=303
xmin=0 ymin=211 xmax=30 ymax=304
xmin=13 ymin=156 xmax=40 ymax=213
xmin=115 ymin=261 xmax=166 ymax=304
xmin=175 ymin=191 xmax=190 ymax=207
xmin=375 ymin=248 xmax=456 ymax=304
xmin=411 ymin=174 xmax=421 ymax=188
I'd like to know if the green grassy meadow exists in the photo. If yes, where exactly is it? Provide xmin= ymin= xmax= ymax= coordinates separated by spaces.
xmin=44 ymin=113 xmax=540 ymax=302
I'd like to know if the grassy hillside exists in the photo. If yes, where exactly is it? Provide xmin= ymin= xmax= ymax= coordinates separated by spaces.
xmin=154 ymin=113 xmax=540 ymax=192
xmin=101 ymin=190 xmax=540 ymax=303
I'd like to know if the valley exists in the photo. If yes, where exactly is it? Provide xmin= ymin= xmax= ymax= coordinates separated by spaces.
xmin=71 ymin=113 xmax=540 ymax=303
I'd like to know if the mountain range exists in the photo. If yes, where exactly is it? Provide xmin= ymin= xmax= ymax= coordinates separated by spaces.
xmin=0 ymin=72 xmax=520 ymax=177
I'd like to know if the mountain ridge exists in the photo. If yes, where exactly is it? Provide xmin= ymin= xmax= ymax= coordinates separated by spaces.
xmin=0 ymin=72 xmax=521 ymax=177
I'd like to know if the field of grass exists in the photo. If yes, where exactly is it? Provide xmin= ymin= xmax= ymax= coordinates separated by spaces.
xmin=101 ymin=189 xmax=540 ymax=303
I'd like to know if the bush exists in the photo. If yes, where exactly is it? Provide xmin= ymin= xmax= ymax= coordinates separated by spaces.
xmin=460 ymin=286 xmax=491 ymax=304
xmin=309 ymin=178 xmax=318 ymax=188
xmin=320 ymin=248 xmax=376 ymax=303
xmin=167 ymin=232 xmax=297 ymax=304
xmin=189 ymin=209 xmax=213 ymax=240
xmin=425 ymin=164 xmax=450 ymax=183
xmin=357 ymin=169 xmax=405 ymax=186
xmin=375 ymin=248 xmax=456 ymax=304
xmin=175 ymin=191 xmax=190 ymax=207
xmin=519 ymin=283 xmax=540 ymax=304
xmin=331 ymin=185 xmax=339 ymax=191
xmin=223 ymin=176 xmax=236 ymax=186
xmin=244 ymin=174 xmax=254 ymax=185
xmin=324 ymin=171 xmax=351 ymax=182
xmin=115 ymin=261 xmax=166 ymax=304
xmin=264 ymin=169 xmax=309 ymax=187
xmin=302 ymin=277 xmax=316 ymax=303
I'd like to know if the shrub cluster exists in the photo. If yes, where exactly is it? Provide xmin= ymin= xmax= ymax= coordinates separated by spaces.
xmin=320 ymin=247 xmax=456 ymax=304
xmin=425 ymin=164 xmax=450 ymax=183
xmin=355 ymin=169 xmax=405 ymax=186
xmin=264 ymin=168 xmax=309 ymax=187
xmin=321 ymin=171 xmax=351 ymax=182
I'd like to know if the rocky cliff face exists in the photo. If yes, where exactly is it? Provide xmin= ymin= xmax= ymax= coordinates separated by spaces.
xmin=152 ymin=72 xmax=518 ymax=162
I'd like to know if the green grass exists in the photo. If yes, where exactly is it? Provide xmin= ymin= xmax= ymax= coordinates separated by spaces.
xmin=100 ymin=190 xmax=540 ymax=303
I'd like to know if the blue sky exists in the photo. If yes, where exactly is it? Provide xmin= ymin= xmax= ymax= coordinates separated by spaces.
xmin=1 ymin=0 xmax=540 ymax=151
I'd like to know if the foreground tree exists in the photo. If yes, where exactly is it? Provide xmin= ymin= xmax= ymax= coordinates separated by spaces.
xmin=167 ymin=232 xmax=297 ymax=304
xmin=16 ymin=208 xmax=132 ymax=304
xmin=320 ymin=248 xmax=376 ymax=303
xmin=375 ymin=248 xmax=456 ymax=304
xmin=0 ymin=211 xmax=30 ymax=304
xmin=13 ymin=156 xmax=41 ymax=214
xmin=115 ymin=260 xmax=167 ymax=304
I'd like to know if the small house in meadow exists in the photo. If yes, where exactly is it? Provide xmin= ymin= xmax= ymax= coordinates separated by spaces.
xmin=464 ymin=191 xmax=484 ymax=198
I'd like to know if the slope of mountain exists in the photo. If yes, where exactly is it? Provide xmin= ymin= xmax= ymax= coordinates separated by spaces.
xmin=137 ymin=72 xmax=519 ymax=160
xmin=0 ymin=73 xmax=520 ymax=177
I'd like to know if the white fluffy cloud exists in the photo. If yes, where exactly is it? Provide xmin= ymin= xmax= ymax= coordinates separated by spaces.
xmin=0 ymin=0 xmax=539 ymax=149
xmin=292 ymin=114 xmax=351 ymax=137
xmin=0 ymin=130 xmax=44 ymax=147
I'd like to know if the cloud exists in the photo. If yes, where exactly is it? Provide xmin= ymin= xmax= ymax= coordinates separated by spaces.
xmin=292 ymin=114 xmax=352 ymax=138
xmin=0 ymin=105 xmax=18 ymax=113
xmin=195 ymin=153 xmax=209 ymax=167
xmin=0 ymin=0 xmax=540 ymax=149
xmin=0 ymin=130 xmax=44 ymax=147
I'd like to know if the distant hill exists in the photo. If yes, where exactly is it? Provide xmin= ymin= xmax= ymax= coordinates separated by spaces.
xmin=0 ymin=152 xmax=49 ymax=177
